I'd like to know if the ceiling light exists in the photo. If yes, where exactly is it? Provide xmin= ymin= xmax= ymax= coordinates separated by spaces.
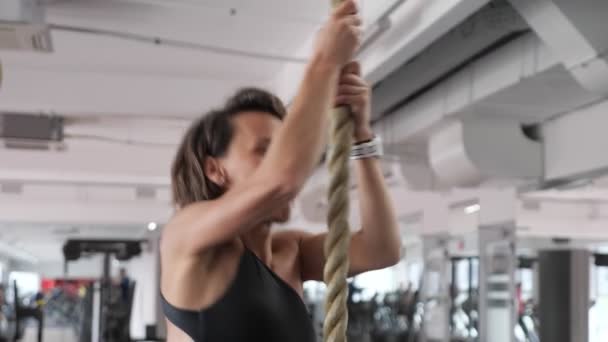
xmin=464 ymin=204 xmax=481 ymax=215
xmin=147 ymin=222 xmax=158 ymax=231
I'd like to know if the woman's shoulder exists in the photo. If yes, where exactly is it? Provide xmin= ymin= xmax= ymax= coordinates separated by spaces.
xmin=271 ymin=229 xmax=309 ymax=248
xmin=159 ymin=201 xmax=219 ymax=253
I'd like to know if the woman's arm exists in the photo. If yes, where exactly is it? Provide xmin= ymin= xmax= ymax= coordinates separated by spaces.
xmin=167 ymin=0 xmax=362 ymax=255
xmin=297 ymin=63 xmax=401 ymax=281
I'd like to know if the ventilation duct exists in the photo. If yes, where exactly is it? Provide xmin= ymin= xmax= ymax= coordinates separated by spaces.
xmin=0 ymin=0 xmax=52 ymax=52
xmin=0 ymin=113 xmax=64 ymax=150
xmin=371 ymin=0 xmax=528 ymax=119
xmin=428 ymin=118 xmax=542 ymax=187
xmin=509 ymin=0 xmax=608 ymax=95
xmin=0 ymin=182 xmax=23 ymax=194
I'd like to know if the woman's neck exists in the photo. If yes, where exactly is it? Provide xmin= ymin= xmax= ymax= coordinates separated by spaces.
xmin=241 ymin=225 xmax=273 ymax=265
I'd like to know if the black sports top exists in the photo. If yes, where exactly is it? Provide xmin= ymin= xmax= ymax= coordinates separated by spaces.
xmin=161 ymin=249 xmax=316 ymax=342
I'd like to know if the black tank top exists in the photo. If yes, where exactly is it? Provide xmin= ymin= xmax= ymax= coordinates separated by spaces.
xmin=161 ymin=249 xmax=316 ymax=342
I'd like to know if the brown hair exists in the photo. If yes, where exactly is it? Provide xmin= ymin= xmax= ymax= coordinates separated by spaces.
xmin=171 ymin=88 xmax=286 ymax=208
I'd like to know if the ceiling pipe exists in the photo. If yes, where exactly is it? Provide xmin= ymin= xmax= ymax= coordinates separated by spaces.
xmin=0 ymin=176 xmax=169 ymax=189
xmin=357 ymin=0 xmax=407 ymax=56
xmin=49 ymin=24 xmax=308 ymax=64
xmin=49 ymin=1 xmax=408 ymax=64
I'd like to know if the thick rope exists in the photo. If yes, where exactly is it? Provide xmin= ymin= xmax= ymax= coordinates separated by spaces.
xmin=324 ymin=105 xmax=352 ymax=342
xmin=323 ymin=2 xmax=353 ymax=341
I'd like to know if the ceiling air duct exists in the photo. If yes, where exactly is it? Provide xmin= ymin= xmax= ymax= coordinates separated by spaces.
xmin=0 ymin=113 xmax=64 ymax=150
xmin=0 ymin=0 xmax=52 ymax=52
xmin=428 ymin=118 xmax=542 ymax=187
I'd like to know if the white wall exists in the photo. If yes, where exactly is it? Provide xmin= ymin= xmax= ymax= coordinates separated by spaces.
xmin=127 ymin=239 xmax=160 ymax=339
xmin=38 ymin=256 xmax=105 ymax=279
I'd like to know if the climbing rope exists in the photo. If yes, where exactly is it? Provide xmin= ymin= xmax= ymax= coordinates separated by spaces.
xmin=323 ymin=2 xmax=353 ymax=341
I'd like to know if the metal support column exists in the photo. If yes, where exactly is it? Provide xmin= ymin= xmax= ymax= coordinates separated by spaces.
xmin=538 ymin=249 xmax=590 ymax=342
xmin=421 ymin=234 xmax=451 ymax=342
xmin=419 ymin=194 xmax=451 ymax=342
xmin=100 ymin=253 xmax=112 ymax=342
xmin=478 ymin=189 xmax=517 ymax=342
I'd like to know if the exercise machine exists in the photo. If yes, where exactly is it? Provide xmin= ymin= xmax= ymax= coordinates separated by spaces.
xmin=63 ymin=239 xmax=142 ymax=342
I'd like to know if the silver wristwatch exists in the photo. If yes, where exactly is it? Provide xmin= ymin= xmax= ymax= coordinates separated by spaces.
xmin=350 ymin=135 xmax=383 ymax=160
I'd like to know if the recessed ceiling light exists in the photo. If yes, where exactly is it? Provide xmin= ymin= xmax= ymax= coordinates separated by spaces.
xmin=147 ymin=222 xmax=158 ymax=231
xmin=464 ymin=204 xmax=481 ymax=215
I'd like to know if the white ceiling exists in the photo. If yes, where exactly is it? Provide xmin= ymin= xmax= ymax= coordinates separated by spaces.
xmin=0 ymin=0 xmax=405 ymax=264
xmin=0 ymin=222 xmax=148 ymax=262
xmin=2 ymin=0 xmax=608 ymax=267
xmin=1 ymin=0 xmax=398 ymax=116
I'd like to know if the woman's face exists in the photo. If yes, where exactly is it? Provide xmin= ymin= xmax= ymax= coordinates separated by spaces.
xmin=216 ymin=111 xmax=290 ymax=222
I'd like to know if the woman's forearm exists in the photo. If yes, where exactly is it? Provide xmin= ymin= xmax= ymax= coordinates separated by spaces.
xmin=258 ymin=55 xmax=340 ymax=189
xmin=355 ymin=156 xmax=401 ymax=263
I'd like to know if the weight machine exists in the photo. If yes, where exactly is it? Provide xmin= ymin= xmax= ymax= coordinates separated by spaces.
xmin=63 ymin=239 xmax=143 ymax=342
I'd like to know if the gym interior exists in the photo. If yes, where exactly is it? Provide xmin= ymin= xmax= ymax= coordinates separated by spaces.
xmin=1 ymin=0 xmax=608 ymax=341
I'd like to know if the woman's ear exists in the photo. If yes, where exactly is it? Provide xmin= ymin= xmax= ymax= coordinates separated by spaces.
xmin=204 ymin=157 xmax=224 ymax=186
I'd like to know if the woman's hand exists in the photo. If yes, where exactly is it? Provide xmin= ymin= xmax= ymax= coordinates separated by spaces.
xmin=313 ymin=0 xmax=362 ymax=68
xmin=335 ymin=61 xmax=373 ymax=142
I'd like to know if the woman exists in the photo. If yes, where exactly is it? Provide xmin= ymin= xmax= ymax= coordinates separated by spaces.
xmin=161 ymin=1 xmax=401 ymax=341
